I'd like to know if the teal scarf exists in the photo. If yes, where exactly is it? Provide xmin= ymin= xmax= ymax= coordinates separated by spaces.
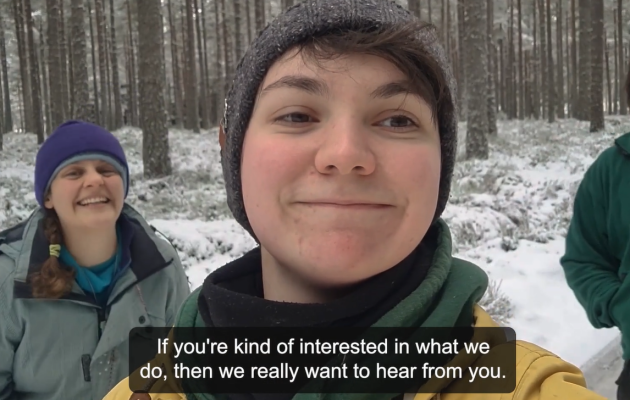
xmin=60 ymin=225 xmax=122 ymax=307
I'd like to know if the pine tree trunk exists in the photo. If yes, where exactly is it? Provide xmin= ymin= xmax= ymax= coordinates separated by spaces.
xmin=486 ymin=0 xmax=497 ymax=135
xmin=577 ymin=0 xmax=590 ymax=120
xmin=618 ymin=0 xmax=626 ymax=113
xmin=0 ymin=40 xmax=3 ymax=140
xmin=570 ymin=0 xmax=578 ymax=117
xmin=545 ymin=0 xmax=554 ymax=123
xmin=556 ymin=0 xmax=565 ymax=118
xmin=614 ymin=12 xmax=619 ymax=114
xmin=14 ymin=0 xmax=33 ymax=133
xmin=565 ymin=13 xmax=572 ymax=116
xmin=245 ymin=0 xmax=252 ymax=42
xmin=234 ymin=0 xmax=243 ymax=61
xmin=457 ymin=0 xmax=466 ymax=119
xmin=517 ymin=0 xmax=524 ymax=118
xmin=507 ymin=0 xmax=515 ymax=118
xmin=589 ymin=0 xmax=604 ymax=131
xmin=214 ymin=0 xmax=225 ymax=124
xmin=184 ymin=0 xmax=199 ymax=131
xmin=137 ymin=0 xmax=172 ymax=177
xmin=605 ymin=33 xmax=612 ymax=114
xmin=58 ymin=0 xmax=69 ymax=119
xmin=95 ymin=0 xmax=109 ymax=127
xmin=70 ymin=0 xmax=91 ymax=122
xmin=462 ymin=0 xmax=489 ymax=160
xmin=194 ymin=0 xmax=209 ymax=129
xmin=126 ymin=0 xmax=138 ymax=126
xmin=532 ymin=0 xmax=540 ymax=118
xmin=0 ymin=13 xmax=11 ymax=133
xmin=39 ymin=20 xmax=51 ymax=133
xmin=200 ymin=0 xmax=215 ymax=125
xmin=24 ymin=0 xmax=44 ymax=141
xmin=502 ymin=39 xmax=507 ymax=115
xmin=524 ymin=50 xmax=531 ymax=116
xmin=220 ymin=0 xmax=231 ymax=100
xmin=167 ymin=0 xmax=183 ymax=128
xmin=67 ymin=22 xmax=75 ymax=114
xmin=537 ymin=0 xmax=548 ymax=119
xmin=88 ymin=1 xmax=100 ymax=124
xmin=109 ymin=0 xmax=123 ymax=129
xmin=47 ymin=0 xmax=64 ymax=128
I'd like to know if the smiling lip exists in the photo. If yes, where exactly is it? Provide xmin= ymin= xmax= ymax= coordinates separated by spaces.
xmin=297 ymin=201 xmax=392 ymax=209
xmin=77 ymin=196 xmax=110 ymax=206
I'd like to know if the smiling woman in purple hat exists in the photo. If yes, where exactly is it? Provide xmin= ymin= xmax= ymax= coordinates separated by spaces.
xmin=0 ymin=120 xmax=190 ymax=400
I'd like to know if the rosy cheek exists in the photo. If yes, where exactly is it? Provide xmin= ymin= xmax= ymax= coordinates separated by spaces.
xmin=245 ymin=139 xmax=304 ymax=183
xmin=105 ymin=176 xmax=123 ymax=191
xmin=402 ymin=146 xmax=440 ymax=179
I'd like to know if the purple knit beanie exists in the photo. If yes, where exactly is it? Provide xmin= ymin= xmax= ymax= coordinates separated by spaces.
xmin=34 ymin=120 xmax=130 ymax=207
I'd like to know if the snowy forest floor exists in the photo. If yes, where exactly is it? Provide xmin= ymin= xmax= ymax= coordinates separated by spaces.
xmin=2 ymin=116 xmax=629 ymax=386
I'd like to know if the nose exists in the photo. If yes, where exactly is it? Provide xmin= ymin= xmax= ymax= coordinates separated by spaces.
xmin=314 ymin=118 xmax=376 ymax=176
xmin=82 ymin=167 xmax=105 ymax=187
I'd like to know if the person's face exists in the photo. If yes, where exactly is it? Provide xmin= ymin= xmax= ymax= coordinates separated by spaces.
xmin=240 ymin=50 xmax=441 ymax=288
xmin=44 ymin=159 xmax=125 ymax=231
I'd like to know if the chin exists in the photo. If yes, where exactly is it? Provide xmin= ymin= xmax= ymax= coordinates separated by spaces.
xmin=309 ymin=229 xmax=386 ymax=253
xmin=79 ymin=218 xmax=117 ymax=230
xmin=295 ymin=256 xmax=384 ymax=287
xmin=76 ymin=210 xmax=119 ymax=229
xmin=291 ymin=232 xmax=391 ymax=281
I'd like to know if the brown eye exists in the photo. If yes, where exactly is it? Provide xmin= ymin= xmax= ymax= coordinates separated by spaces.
xmin=276 ymin=113 xmax=315 ymax=124
xmin=100 ymin=169 xmax=117 ymax=176
xmin=380 ymin=115 xmax=417 ymax=129
xmin=64 ymin=170 xmax=80 ymax=177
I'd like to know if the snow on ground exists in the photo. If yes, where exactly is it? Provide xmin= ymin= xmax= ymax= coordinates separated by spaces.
xmin=1 ymin=116 xmax=630 ymax=370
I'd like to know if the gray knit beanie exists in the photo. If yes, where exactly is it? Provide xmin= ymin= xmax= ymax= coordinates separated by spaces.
xmin=221 ymin=0 xmax=458 ymax=241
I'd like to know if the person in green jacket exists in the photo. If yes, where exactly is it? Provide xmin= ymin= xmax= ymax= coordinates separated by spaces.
xmin=560 ymin=96 xmax=630 ymax=398
xmin=0 ymin=120 xmax=191 ymax=400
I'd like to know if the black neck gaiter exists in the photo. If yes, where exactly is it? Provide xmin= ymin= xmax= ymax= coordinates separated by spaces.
xmin=195 ymin=226 xmax=439 ymax=400
xmin=198 ymin=226 xmax=438 ymax=329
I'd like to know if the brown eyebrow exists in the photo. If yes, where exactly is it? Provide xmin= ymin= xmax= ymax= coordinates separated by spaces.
xmin=260 ymin=75 xmax=329 ymax=97
xmin=259 ymin=75 xmax=418 ymax=100
xmin=369 ymin=81 xmax=416 ymax=99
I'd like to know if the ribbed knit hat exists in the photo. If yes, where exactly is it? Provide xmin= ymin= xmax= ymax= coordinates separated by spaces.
xmin=34 ymin=120 xmax=130 ymax=207
xmin=222 ymin=0 xmax=458 ymax=240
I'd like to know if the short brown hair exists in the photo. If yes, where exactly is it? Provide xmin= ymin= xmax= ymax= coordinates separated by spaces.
xmin=290 ymin=20 xmax=451 ymax=125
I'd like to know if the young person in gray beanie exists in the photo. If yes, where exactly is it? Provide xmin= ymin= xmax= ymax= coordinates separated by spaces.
xmin=0 ymin=120 xmax=190 ymax=400
xmin=106 ymin=1 xmax=602 ymax=399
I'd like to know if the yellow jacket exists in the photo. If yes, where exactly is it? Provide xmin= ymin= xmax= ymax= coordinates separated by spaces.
xmin=103 ymin=306 xmax=605 ymax=400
